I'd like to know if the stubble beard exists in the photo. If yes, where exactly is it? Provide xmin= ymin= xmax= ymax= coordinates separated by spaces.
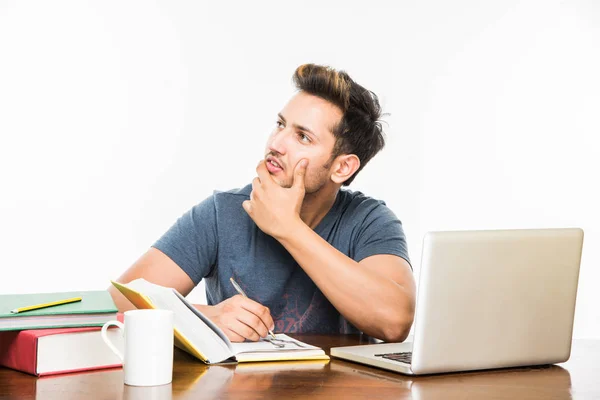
xmin=274 ymin=165 xmax=330 ymax=194
xmin=268 ymin=153 xmax=335 ymax=194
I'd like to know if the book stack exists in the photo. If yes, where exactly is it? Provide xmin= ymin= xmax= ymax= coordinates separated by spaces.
xmin=0 ymin=290 xmax=121 ymax=376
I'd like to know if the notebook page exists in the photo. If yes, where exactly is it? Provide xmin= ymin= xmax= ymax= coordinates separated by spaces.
xmin=231 ymin=334 xmax=321 ymax=354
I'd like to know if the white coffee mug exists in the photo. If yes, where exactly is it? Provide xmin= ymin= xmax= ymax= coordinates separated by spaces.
xmin=123 ymin=383 xmax=173 ymax=400
xmin=101 ymin=309 xmax=174 ymax=386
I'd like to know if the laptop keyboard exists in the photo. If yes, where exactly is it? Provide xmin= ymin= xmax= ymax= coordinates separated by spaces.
xmin=374 ymin=351 xmax=412 ymax=364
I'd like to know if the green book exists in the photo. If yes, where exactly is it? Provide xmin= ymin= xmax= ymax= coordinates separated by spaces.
xmin=0 ymin=290 xmax=118 ymax=331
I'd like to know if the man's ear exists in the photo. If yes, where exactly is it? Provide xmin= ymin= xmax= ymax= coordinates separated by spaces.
xmin=330 ymin=154 xmax=360 ymax=185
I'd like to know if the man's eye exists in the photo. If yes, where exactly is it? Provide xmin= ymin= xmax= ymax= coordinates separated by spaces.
xmin=275 ymin=121 xmax=284 ymax=128
xmin=298 ymin=133 xmax=311 ymax=143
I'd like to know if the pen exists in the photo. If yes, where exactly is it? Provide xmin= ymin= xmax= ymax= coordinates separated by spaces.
xmin=229 ymin=277 xmax=276 ymax=340
xmin=10 ymin=297 xmax=83 ymax=314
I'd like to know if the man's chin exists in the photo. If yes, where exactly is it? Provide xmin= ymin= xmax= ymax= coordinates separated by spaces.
xmin=272 ymin=177 xmax=293 ymax=189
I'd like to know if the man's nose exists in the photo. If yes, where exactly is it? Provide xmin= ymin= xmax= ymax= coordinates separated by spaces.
xmin=268 ymin=129 xmax=289 ymax=155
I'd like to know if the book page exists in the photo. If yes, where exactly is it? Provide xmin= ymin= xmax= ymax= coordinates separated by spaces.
xmin=173 ymin=290 xmax=232 ymax=351
xmin=231 ymin=334 xmax=321 ymax=355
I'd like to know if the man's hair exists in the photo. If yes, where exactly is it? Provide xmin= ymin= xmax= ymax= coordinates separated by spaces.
xmin=292 ymin=63 xmax=386 ymax=186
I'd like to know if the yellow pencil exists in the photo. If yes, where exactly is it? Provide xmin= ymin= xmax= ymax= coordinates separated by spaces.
xmin=10 ymin=297 xmax=83 ymax=314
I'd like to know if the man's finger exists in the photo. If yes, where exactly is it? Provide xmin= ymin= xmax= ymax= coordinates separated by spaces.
xmin=251 ymin=178 xmax=262 ymax=201
xmin=236 ymin=311 xmax=269 ymax=339
xmin=292 ymin=159 xmax=308 ymax=190
xmin=239 ymin=297 xmax=275 ymax=331
xmin=251 ymin=177 xmax=260 ymax=191
xmin=224 ymin=319 xmax=261 ymax=342
xmin=242 ymin=200 xmax=252 ymax=214
xmin=256 ymin=160 xmax=275 ymax=186
xmin=223 ymin=327 xmax=245 ymax=343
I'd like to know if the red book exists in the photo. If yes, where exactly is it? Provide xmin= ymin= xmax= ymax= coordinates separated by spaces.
xmin=0 ymin=314 xmax=124 ymax=376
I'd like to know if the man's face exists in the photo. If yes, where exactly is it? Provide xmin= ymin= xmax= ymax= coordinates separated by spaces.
xmin=264 ymin=91 xmax=342 ymax=193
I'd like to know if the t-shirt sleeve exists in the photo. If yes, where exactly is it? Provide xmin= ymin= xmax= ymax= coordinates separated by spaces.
xmin=352 ymin=202 xmax=411 ymax=268
xmin=152 ymin=195 xmax=218 ymax=285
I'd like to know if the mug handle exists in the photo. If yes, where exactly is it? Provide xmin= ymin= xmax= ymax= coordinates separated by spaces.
xmin=101 ymin=320 xmax=125 ymax=361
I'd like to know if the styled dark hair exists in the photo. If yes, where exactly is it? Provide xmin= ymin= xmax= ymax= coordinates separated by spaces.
xmin=292 ymin=63 xmax=386 ymax=186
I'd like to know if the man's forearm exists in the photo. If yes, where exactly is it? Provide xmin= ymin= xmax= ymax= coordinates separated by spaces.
xmin=276 ymin=221 xmax=415 ymax=342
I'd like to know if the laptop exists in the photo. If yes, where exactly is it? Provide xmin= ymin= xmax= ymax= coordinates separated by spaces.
xmin=331 ymin=228 xmax=584 ymax=375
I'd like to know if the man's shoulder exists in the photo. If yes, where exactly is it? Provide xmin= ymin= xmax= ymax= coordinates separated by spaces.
xmin=201 ymin=184 xmax=254 ymax=224
xmin=212 ymin=184 xmax=252 ymax=203
xmin=334 ymin=188 xmax=403 ymax=229
xmin=337 ymin=188 xmax=389 ymax=214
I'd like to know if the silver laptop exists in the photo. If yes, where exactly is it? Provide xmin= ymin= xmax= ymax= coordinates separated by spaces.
xmin=331 ymin=228 xmax=584 ymax=375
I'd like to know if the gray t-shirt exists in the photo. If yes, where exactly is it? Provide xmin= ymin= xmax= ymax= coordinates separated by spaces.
xmin=153 ymin=184 xmax=410 ymax=334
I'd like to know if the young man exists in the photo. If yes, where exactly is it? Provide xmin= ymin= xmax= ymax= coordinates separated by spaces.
xmin=109 ymin=64 xmax=416 ymax=343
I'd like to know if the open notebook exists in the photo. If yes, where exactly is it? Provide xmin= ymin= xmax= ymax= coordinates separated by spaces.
xmin=111 ymin=279 xmax=329 ymax=364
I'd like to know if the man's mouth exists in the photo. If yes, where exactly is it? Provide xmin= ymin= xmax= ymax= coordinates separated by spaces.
xmin=266 ymin=157 xmax=283 ymax=173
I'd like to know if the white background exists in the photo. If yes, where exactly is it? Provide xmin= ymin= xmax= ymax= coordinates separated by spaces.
xmin=1 ymin=1 xmax=598 ymax=339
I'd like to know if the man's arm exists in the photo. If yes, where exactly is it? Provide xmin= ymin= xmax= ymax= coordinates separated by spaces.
xmin=243 ymin=159 xmax=416 ymax=342
xmin=278 ymin=223 xmax=416 ymax=342
xmin=107 ymin=247 xmax=274 ymax=342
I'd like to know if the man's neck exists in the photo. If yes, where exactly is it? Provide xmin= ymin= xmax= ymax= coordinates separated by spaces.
xmin=299 ymin=184 xmax=340 ymax=230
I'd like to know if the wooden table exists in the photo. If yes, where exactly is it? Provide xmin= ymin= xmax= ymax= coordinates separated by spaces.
xmin=1 ymin=336 xmax=598 ymax=399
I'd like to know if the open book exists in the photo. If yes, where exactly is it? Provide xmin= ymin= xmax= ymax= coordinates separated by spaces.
xmin=111 ymin=279 xmax=329 ymax=364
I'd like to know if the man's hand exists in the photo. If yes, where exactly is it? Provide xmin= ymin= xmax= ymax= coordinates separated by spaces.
xmin=195 ymin=295 xmax=274 ymax=342
xmin=242 ymin=159 xmax=308 ymax=239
